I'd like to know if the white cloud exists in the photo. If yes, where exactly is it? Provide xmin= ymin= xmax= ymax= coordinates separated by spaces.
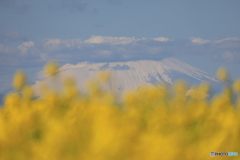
xmin=214 ymin=37 xmax=240 ymax=43
xmin=42 ymin=39 xmax=62 ymax=51
xmin=41 ymin=38 xmax=82 ymax=51
xmin=1 ymin=35 xmax=240 ymax=67
xmin=85 ymin=36 xmax=173 ymax=45
xmin=153 ymin=37 xmax=172 ymax=42
xmin=85 ymin=35 xmax=137 ymax=45
xmin=191 ymin=37 xmax=240 ymax=45
xmin=191 ymin=37 xmax=212 ymax=44
xmin=17 ymin=41 xmax=35 ymax=55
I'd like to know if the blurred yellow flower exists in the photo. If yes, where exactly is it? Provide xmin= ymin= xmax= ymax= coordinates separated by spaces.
xmin=22 ymin=85 xmax=33 ymax=100
xmin=13 ymin=70 xmax=26 ymax=90
xmin=97 ymin=70 xmax=110 ymax=83
xmin=233 ymin=79 xmax=240 ymax=93
xmin=44 ymin=62 xmax=59 ymax=76
xmin=1 ymin=65 xmax=240 ymax=160
xmin=216 ymin=67 xmax=229 ymax=81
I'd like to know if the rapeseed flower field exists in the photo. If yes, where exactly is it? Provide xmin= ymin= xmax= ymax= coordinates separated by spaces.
xmin=0 ymin=63 xmax=240 ymax=160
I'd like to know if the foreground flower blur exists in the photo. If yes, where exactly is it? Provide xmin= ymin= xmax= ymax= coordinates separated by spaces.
xmin=0 ymin=64 xmax=239 ymax=160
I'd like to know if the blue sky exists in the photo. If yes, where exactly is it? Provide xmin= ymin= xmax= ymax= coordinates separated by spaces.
xmin=1 ymin=0 xmax=240 ymax=40
xmin=0 ymin=0 xmax=240 ymax=92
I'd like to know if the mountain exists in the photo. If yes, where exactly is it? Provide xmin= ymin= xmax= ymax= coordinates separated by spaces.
xmin=34 ymin=57 xmax=218 ymax=94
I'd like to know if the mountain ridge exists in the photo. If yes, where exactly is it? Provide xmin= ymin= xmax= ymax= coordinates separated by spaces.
xmin=34 ymin=57 xmax=218 ymax=94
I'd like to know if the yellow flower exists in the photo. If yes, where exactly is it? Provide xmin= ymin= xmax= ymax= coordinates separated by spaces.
xmin=216 ymin=67 xmax=229 ymax=81
xmin=44 ymin=62 xmax=59 ymax=76
xmin=1 ymin=66 xmax=240 ymax=160
xmin=97 ymin=70 xmax=110 ymax=83
xmin=4 ymin=92 xmax=20 ymax=106
xmin=13 ymin=70 xmax=26 ymax=90
xmin=233 ymin=79 xmax=240 ymax=93
xmin=199 ymin=82 xmax=210 ymax=94
xmin=174 ymin=80 xmax=187 ymax=94
xmin=22 ymin=85 xmax=33 ymax=100
xmin=87 ymin=79 xmax=101 ymax=96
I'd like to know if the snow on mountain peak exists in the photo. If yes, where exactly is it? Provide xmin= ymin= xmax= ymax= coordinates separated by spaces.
xmin=34 ymin=57 xmax=218 ymax=94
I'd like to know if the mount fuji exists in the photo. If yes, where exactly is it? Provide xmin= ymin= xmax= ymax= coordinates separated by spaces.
xmin=34 ymin=57 xmax=218 ymax=94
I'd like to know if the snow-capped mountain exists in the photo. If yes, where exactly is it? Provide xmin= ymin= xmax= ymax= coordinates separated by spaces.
xmin=34 ymin=57 xmax=218 ymax=94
